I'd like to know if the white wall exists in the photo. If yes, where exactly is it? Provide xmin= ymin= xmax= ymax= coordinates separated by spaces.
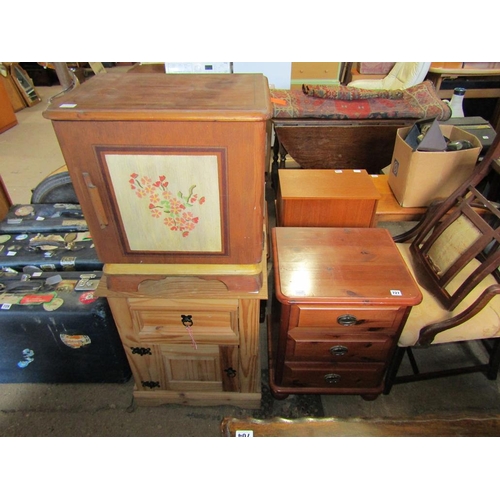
xmin=232 ymin=62 xmax=291 ymax=89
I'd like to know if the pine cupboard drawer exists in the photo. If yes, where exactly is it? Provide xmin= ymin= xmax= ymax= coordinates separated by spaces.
xmin=127 ymin=298 xmax=239 ymax=344
xmin=293 ymin=305 xmax=404 ymax=331
xmin=282 ymin=362 xmax=385 ymax=389
xmin=285 ymin=333 xmax=393 ymax=362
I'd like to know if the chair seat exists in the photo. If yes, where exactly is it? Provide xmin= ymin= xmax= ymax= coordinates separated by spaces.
xmin=396 ymin=243 xmax=500 ymax=346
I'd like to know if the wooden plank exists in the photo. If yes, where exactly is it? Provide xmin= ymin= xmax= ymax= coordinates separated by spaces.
xmin=221 ymin=415 xmax=500 ymax=437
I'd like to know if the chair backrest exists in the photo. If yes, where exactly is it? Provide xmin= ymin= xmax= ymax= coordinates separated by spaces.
xmin=408 ymin=133 xmax=500 ymax=310
xmin=383 ymin=62 xmax=431 ymax=89
xmin=348 ymin=62 xmax=431 ymax=90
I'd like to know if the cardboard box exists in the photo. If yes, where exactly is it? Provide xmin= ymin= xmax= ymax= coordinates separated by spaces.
xmin=388 ymin=125 xmax=481 ymax=207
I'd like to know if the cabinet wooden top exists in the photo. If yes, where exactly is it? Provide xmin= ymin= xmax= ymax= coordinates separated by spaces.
xmin=272 ymin=227 xmax=422 ymax=306
xmin=43 ymin=73 xmax=272 ymax=122
xmin=278 ymin=169 xmax=381 ymax=200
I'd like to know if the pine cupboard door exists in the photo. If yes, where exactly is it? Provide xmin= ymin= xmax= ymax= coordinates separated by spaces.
xmin=125 ymin=343 xmax=240 ymax=393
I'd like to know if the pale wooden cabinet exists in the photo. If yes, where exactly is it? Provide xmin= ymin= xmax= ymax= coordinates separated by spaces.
xmin=99 ymin=271 xmax=266 ymax=408
xmin=291 ymin=62 xmax=341 ymax=89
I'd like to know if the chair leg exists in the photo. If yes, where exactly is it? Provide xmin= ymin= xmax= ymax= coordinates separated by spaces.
xmin=406 ymin=347 xmax=420 ymax=375
xmin=383 ymin=347 xmax=406 ymax=395
xmin=486 ymin=338 xmax=500 ymax=380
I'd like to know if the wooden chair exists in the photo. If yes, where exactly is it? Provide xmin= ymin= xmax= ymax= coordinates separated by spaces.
xmin=384 ymin=133 xmax=500 ymax=394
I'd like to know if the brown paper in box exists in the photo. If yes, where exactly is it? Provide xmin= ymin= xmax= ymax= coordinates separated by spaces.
xmin=388 ymin=125 xmax=481 ymax=207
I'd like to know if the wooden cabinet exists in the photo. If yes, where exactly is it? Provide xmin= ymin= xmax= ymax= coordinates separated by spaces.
xmin=276 ymin=169 xmax=380 ymax=227
xmin=0 ymin=77 xmax=17 ymax=134
xmin=45 ymin=73 xmax=271 ymax=408
xmin=98 ymin=262 xmax=266 ymax=408
xmin=43 ymin=73 xmax=272 ymax=266
xmin=291 ymin=62 xmax=340 ymax=89
xmin=269 ymin=227 xmax=422 ymax=399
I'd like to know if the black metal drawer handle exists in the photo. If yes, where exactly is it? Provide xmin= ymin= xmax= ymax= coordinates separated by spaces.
xmin=337 ymin=314 xmax=357 ymax=326
xmin=181 ymin=314 xmax=193 ymax=327
xmin=330 ymin=345 xmax=348 ymax=356
xmin=324 ymin=373 xmax=341 ymax=384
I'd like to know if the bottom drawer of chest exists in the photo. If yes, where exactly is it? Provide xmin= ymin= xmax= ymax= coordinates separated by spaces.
xmin=281 ymin=362 xmax=385 ymax=389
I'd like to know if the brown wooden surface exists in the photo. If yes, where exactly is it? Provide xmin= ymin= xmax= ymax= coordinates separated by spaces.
xmin=128 ymin=63 xmax=166 ymax=74
xmin=277 ymin=169 xmax=380 ymax=227
xmin=0 ymin=77 xmax=17 ymax=134
xmin=273 ymin=119 xmax=414 ymax=174
xmin=43 ymin=73 xmax=272 ymax=122
xmin=0 ymin=175 xmax=12 ymax=220
xmin=221 ymin=415 xmax=500 ymax=436
xmin=44 ymin=73 xmax=270 ymax=265
xmin=371 ymin=174 xmax=426 ymax=222
xmin=1 ymin=73 xmax=25 ymax=112
xmin=272 ymin=227 xmax=422 ymax=305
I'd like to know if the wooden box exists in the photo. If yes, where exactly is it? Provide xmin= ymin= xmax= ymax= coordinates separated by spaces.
xmin=43 ymin=73 xmax=272 ymax=266
xmin=276 ymin=169 xmax=381 ymax=227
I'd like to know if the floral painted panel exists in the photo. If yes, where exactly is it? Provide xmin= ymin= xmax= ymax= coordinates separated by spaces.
xmin=105 ymin=154 xmax=222 ymax=253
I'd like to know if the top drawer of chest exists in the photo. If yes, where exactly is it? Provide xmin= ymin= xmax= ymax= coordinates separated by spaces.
xmin=290 ymin=305 xmax=405 ymax=332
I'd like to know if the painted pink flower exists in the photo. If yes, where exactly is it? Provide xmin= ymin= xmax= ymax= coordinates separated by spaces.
xmin=130 ymin=174 xmax=203 ymax=237
xmin=169 ymin=198 xmax=185 ymax=215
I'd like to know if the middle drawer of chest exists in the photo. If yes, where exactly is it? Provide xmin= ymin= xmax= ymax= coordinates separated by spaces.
xmin=285 ymin=331 xmax=393 ymax=362
xmin=127 ymin=298 xmax=239 ymax=345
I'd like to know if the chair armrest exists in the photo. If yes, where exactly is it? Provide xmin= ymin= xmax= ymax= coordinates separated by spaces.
xmin=417 ymin=283 xmax=500 ymax=346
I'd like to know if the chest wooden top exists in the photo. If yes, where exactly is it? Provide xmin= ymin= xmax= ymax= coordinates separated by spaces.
xmin=278 ymin=169 xmax=381 ymax=201
xmin=272 ymin=227 xmax=422 ymax=306
xmin=43 ymin=73 xmax=272 ymax=122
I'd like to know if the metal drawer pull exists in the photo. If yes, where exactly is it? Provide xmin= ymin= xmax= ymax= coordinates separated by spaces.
xmin=330 ymin=345 xmax=348 ymax=356
xmin=324 ymin=373 xmax=341 ymax=384
xmin=181 ymin=314 xmax=197 ymax=350
xmin=181 ymin=314 xmax=193 ymax=327
xmin=337 ymin=314 xmax=357 ymax=326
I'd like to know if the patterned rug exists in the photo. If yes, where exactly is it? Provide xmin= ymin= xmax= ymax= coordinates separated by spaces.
xmin=270 ymin=80 xmax=451 ymax=121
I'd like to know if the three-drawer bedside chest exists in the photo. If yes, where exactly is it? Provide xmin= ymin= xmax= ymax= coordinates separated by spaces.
xmin=269 ymin=227 xmax=422 ymax=400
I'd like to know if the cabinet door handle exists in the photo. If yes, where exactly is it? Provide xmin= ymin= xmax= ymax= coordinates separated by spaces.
xmin=330 ymin=345 xmax=348 ymax=356
xmin=82 ymin=172 xmax=108 ymax=229
xmin=324 ymin=373 xmax=341 ymax=384
xmin=337 ymin=314 xmax=357 ymax=326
